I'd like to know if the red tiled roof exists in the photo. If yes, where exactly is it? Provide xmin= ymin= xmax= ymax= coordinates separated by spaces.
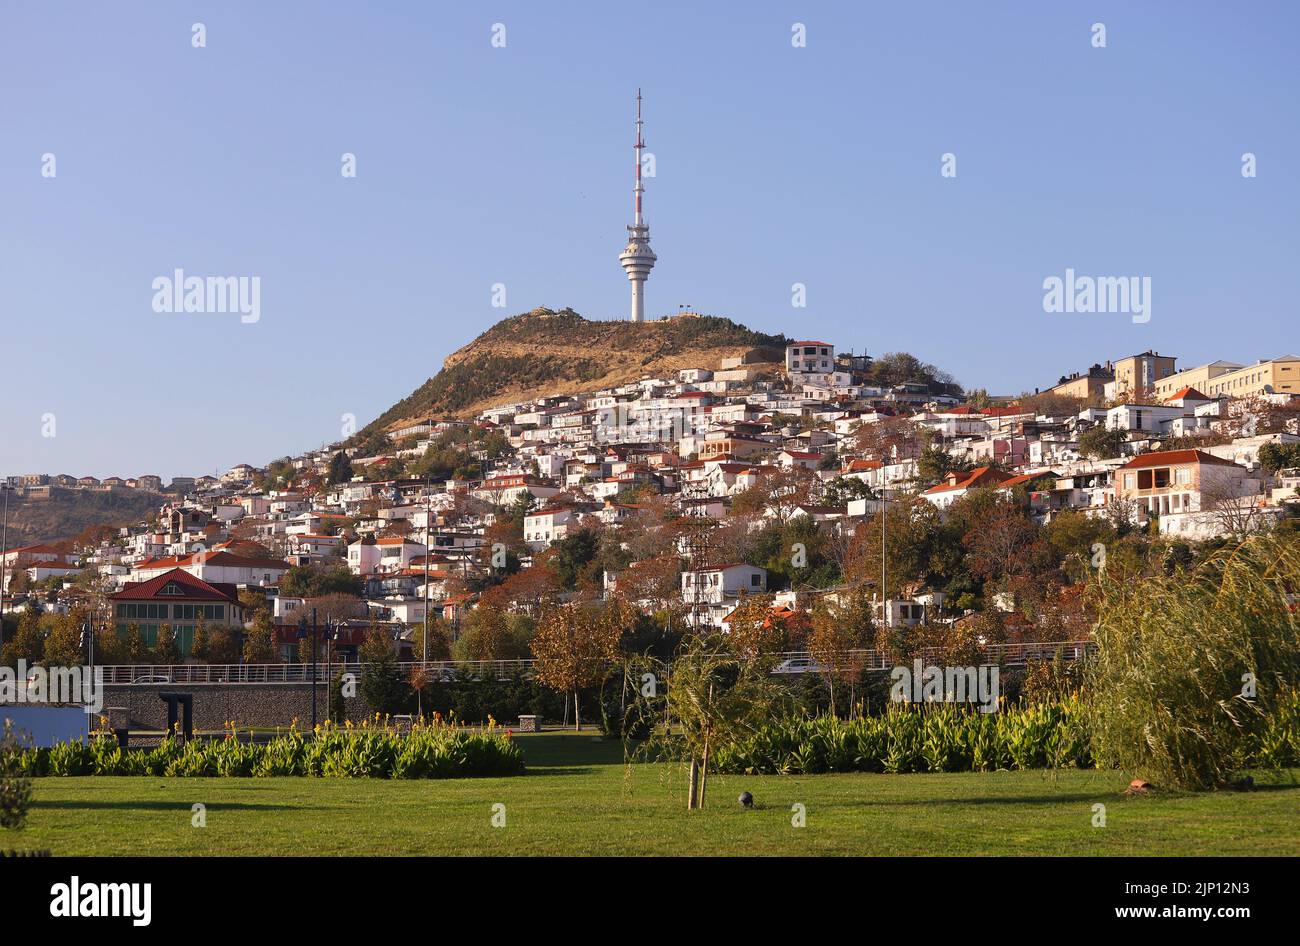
xmin=110 ymin=568 xmax=240 ymax=603
xmin=1120 ymin=449 xmax=1243 ymax=470
xmin=996 ymin=471 xmax=1058 ymax=490
xmin=135 ymin=551 xmax=289 ymax=571
xmin=923 ymin=466 xmax=1016 ymax=495
xmin=1165 ymin=386 xmax=1207 ymax=402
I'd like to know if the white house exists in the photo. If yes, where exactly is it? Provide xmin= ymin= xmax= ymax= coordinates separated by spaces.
xmin=680 ymin=564 xmax=768 ymax=628
xmin=786 ymin=341 xmax=835 ymax=376
xmin=523 ymin=506 xmax=578 ymax=551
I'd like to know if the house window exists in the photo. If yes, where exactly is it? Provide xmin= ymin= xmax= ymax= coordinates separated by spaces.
xmin=750 ymin=574 xmax=761 ymax=587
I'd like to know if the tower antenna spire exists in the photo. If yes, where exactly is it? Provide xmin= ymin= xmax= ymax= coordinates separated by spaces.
xmin=634 ymin=87 xmax=644 ymax=227
xmin=619 ymin=88 xmax=656 ymax=322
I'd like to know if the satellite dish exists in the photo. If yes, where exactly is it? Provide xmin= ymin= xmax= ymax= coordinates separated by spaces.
xmin=1264 ymin=385 xmax=1274 ymax=394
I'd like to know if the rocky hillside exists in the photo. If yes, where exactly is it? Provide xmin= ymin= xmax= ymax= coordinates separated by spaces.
xmin=2 ymin=488 xmax=162 ymax=547
xmin=366 ymin=308 xmax=788 ymax=433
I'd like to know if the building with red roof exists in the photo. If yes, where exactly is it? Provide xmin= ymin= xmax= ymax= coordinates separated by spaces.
xmin=110 ymin=568 xmax=245 ymax=655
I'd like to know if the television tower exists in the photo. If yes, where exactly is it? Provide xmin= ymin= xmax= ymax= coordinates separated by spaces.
xmin=619 ymin=89 xmax=656 ymax=322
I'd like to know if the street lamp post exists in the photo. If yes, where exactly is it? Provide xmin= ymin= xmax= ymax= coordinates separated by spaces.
xmin=323 ymin=616 xmax=336 ymax=723
xmin=298 ymin=609 xmax=320 ymax=731
xmin=81 ymin=618 xmax=95 ymax=735
xmin=0 ymin=484 xmax=13 ymax=648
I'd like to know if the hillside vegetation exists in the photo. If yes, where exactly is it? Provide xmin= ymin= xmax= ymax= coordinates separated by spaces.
xmin=365 ymin=308 xmax=788 ymax=434
xmin=2 ymin=488 xmax=160 ymax=546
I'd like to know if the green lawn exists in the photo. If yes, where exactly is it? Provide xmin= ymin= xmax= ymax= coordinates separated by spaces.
xmin=10 ymin=733 xmax=1300 ymax=856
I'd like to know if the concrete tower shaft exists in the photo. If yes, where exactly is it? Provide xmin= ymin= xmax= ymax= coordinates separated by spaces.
xmin=619 ymin=89 xmax=656 ymax=322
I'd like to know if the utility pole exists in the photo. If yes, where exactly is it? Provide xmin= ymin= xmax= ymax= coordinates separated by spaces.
xmin=0 ymin=484 xmax=12 ymax=637
xmin=880 ymin=489 xmax=888 ymax=629
xmin=419 ymin=473 xmax=432 ymax=718
xmin=311 ymin=607 xmax=319 ymax=731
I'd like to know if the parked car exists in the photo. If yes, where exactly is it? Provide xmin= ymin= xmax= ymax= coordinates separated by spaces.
xmin=772 ymin=657 xmax=826 ymax=675
xmin=129 ymin=674 xmax=173 ymax=685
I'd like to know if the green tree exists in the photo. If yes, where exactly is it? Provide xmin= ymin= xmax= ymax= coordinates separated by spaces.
xmin=279 ymin=563 xmax=363 ymax=598
xmin=1088 ymin=532 xmax=1300 ymax=789
xmin=410 ymin=617 xmax=453 ymax=662
xmin=1258 ymin=442 xmax=1300 ymax=474
xmin=1078 ymin=425 xmax=1126 ymax=460
xmin=358 ymin=627 xmax=408 ymax=716
xmin=242 ymin=611 xmax=279 ymax=663
xmin=0 ymin=722 xmax=33 ymax=830
xmin=650 ymin=631 xmax=788 ymax=809
xmin=1 ymin=610 xmax=45 ymax=668
xmin=326 ymin=451 xmax=354 ymax=485
xmin=42 ymin=612 xmax=83 ymax=667
xmin=916 ymin=445 xmax=970 ymax=485
xmin=551 ymin=529 xmax=601 ymax=590
xmin=452 ymin=605 xmax=532 ymax=662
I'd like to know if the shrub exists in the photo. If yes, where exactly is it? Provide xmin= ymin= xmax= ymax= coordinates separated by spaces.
xmin=1087 ymin=532 xmax=1300 ymax=789
xmin=8 ymin=719 xmax=524 ymax=780
xmin=0 ymin=723 xmax=33 ymax=830
xmin=713 ymin=701 xmax=1092 ymax=775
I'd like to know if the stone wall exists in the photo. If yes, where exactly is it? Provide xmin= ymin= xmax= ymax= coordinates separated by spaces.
xmin=101 ymin=683 xmax=369 ymax=731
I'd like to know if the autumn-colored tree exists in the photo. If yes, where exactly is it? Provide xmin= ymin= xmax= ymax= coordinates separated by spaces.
xmin=125 ymin=623 xmax=149 ymax=664
xmin=724 ymin=594 xmax=791 ymax=660
xmin=808 ymin=592 xmax=874 ymax=715
xmin=454 ymin=604 xmax=531 ymax=662
xmin=93 ymin=625 xmax=126 ymax=665
xmin=962 ymin=499 xmax=1054 ymax=588
xmin=613 ymin=554 xmax=681 ymax=612
xmin=237 ymin=587 xmax=270 ymax=617
xmin=190 ymin=617 xmax=209 ymax=662
xmin=153 ymin=623 xmax=181 ymax=664
xmin=854 ymin=415 xmax=927 ymax=462
xmin=530 ymin=598 xmax=632 ymax=730
xmin=478 ymin=561 xmax=560 ymax=618
xmin=204 ymin=628 xmax=242 ymax=664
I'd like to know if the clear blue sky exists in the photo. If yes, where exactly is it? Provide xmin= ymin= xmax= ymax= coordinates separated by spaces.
xmin=2 ymin=1 xmax=1296 ymax=480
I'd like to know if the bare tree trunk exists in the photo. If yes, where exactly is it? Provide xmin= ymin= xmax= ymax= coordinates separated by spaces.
xmin=699 ymin=730 xmax=711 ymax=808
xmin=573 ymin=691 xmax=581 ymax=732
xmin=687 ymin=757 xmax=699 ymax=810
